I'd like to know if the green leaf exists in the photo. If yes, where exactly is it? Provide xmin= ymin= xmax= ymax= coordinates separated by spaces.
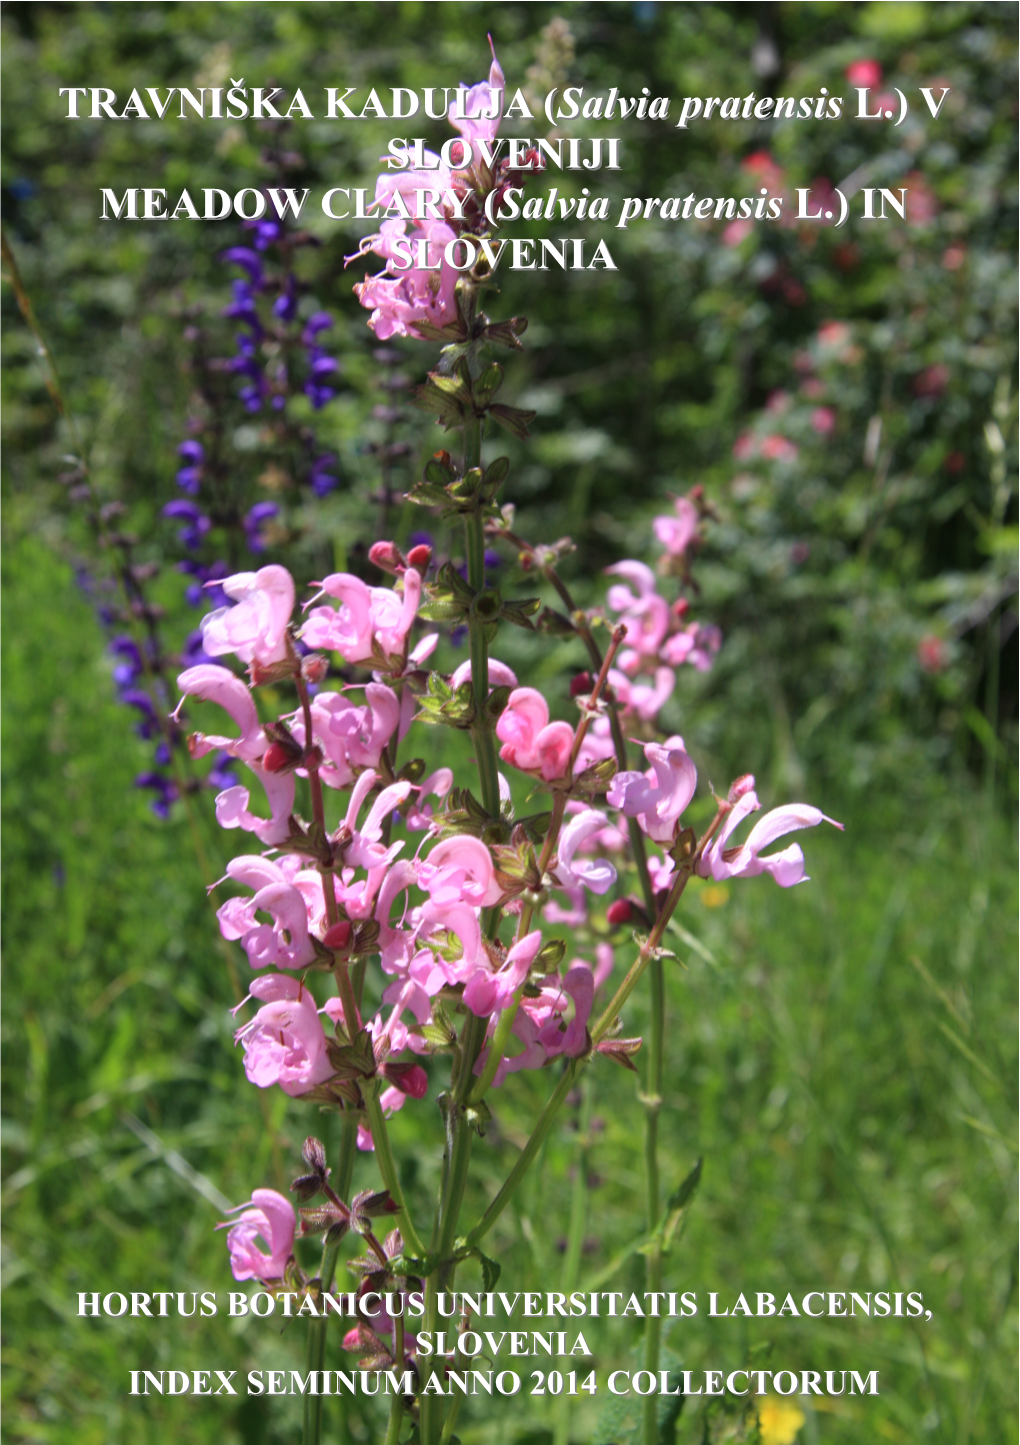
xmin=501 ymin=596 xmax=541 ymax=629
xmin=489 ymin=402 xmax=536 ymax=440
xmin=478 ymin=1250 xmax=501 ymax=1291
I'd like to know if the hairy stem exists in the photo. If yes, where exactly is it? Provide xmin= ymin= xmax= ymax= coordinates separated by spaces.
xmin=642 ymin=955 xmax=665 ymax=1445
xmin=304 ymin=1117 xmax=358 ymax=1445
xmin=363 ymin=1082 xmax=425 ymax=1257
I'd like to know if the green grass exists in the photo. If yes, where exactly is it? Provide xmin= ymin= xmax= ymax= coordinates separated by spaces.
xmin=2 ymin=517 xmax=1016 ymax=1445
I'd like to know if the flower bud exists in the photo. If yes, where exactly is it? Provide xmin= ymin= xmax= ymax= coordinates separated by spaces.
xmin=727 ymin=773 xmax=755 ymax=803
xmin=606 ymin=898 xmax=634 ymax=925
xmin=406 ymin=544 xmax=432 ymax=575
xmin=301 ymin=654 xmax=329 ymax=684
xmin=433 ymin=450 xmax=451 ymax=468
xmin=262 ymin=742 xmax=293 ymax=773
xmin=672 ymin=597 xmax=690 ymax=620
xmin=384 ymin=1063 xmax=428 ymax=1099
xmin=368 ymin=540 xmax=406 ymax=575
xmin=570 ymin=671 xmax=594 ymax=697
xmin=323 ymin=920 xmax=352 ymax=951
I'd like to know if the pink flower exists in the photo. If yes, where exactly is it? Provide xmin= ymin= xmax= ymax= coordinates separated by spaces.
xmin=449 ymin=41 xmax=504 ymax=149
xmin=811 ymin=407 xmax=836 ymax=435
xmin=733 ymin=432 xmax=756 ymax=460
xmin=661 ymin=622 xmax=721 ymax=673
xmin=817 ymin=321 xmax=851 ymax=352
xmin=300 ymin=570 xmax=421 ymax=668
xmin=418 ymin=835 xmax=503 ymax=908
xmin=604 ymin=561 xmax=670 ymax=656
xmin=742 ymin=151 xmax=784 ymax=190
xmin=846 ymin=59 xmax=882 ymax=89
xmin=552 ymin=810 xmax=618 ymax=895
xmin=609 ymin=665 xmax=675 ymax=723
xmin=235 ymin=976 xmax=333 ymax=1096
xmin=289 ymin=683 xmax=400 ymax=790
xmin=653 ymin=495 xmax=699 ymax=558
xmin=463 ymin=930 xmax=544 ymax=1016
xmin=917 ymin=635 xmax=948 ymax=673
xmin=405 ymin=767 xmax=454 ymax=831
xmin=760 ymin=434 xmax=799 ymax=463
xmin=913 ymin=364 xmax=949 ymax=399
xmin=217 ymin=1189 xmax=295 ymax=1281
xmin=217 ymin=857 xmax=316 ymax=971
xmin=352 ymin=216 xmax=460 ymax=340
xmin=336 ymin=770 xmax=411 ymax=871
xmin=495 ymin=688 xmax=574 ymax=781
xmin=722 ymin=217 xmax=755 ymax=248
xmin=697 ymin=784 xmax=843 ymax=887
xmin=450 ymin=657 xmax=518 ymax=690
xmin=607 ymin=737 xmax=698 ymax=846
xmin=214 ymin=763 xmax=295 ymax=847
xmin=201 ymin=565 xmax=295 ymax=668
xmin=175 ymin=664 xmax=265 ymax=762
xmin=537 ymin=965 xmax=594 ymax=1059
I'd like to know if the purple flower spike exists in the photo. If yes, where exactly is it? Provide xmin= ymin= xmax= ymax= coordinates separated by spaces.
xmin=175 ymin=466 xmax=202 ymax=495
xmin=245 ymin=217 xmax=283 ymax=251
xmin=244 ymin=501 xmax=280 ymax=554
xmin=177 ymin=440 xmax=205 ymax=464
xmin=273 ymin=276 xmax=299 ymax=322
xmin=302 ymin=311 xmax=334 ymax=344
xmin=163 ymin=500 xmax=211 ymax=550
xmin=220 ymin=247 xmax=264 ymax=283
xmin=181 ymin=629 xmax=214 ymax=666
xmin=310 ymin=454 xmax=338 ymax=497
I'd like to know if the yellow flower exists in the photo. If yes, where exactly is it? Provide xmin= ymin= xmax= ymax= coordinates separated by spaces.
xmin=757 ymin=1399 xmax=806 ymax=1445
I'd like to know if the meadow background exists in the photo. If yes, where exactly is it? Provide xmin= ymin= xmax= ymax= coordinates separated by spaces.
xmin=2 ymin=3 xmax=1017 ymax=1443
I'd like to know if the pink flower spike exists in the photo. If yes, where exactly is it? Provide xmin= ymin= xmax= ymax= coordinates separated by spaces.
xmin=217 ymin=1188 xmax=295 ymax=1282
xmin=201 ymin=566 xmax=295 ymax=667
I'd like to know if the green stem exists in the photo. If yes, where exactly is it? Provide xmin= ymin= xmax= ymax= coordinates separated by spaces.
xmin=439 ymin=1394 xmax=464 ymax=1444
xmin=384 ymin=1391 xmax=404 ymax=1445
xmin=466 ymin=1061 xmax=579 ymax=1248
xmin=553 ymin=1079 xmax=591 ymax=1445
xmin=642 ymin=956 xmax=665 ymax=1445
xmin=590 ymin=869 xmax=688 ymax=1049
xmin=363 ymin=1083 xmax=425 ymax=1257
xmin=304 ymin=1117 xmax=358 ymax=1445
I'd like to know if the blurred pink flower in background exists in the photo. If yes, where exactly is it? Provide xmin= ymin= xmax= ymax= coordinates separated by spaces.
xmin=918 ymin=635 xmax=949 ymax=673
xmin=846 ymin=59 xmax=883 ymax=88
